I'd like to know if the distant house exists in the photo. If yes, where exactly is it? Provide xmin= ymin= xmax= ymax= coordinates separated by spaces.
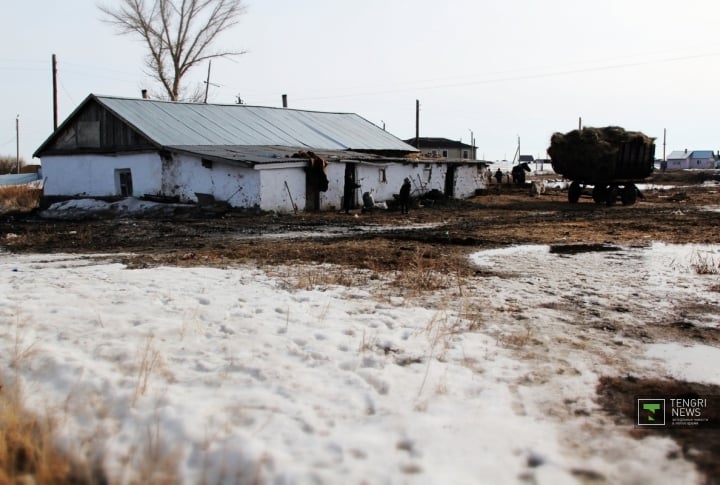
xmin=403 ymin=137 xmax=476 ymax=160
xmin=518 ymin=155 xmax=534 ymax=164
xmin=665 ymin=150 xmax=717 ymax=170
xmin=34 ymin=95 xmax=488 ymax=212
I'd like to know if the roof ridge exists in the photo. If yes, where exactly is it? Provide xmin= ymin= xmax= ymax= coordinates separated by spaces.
xmin=92 ymin=94 xmax=357 ymax=115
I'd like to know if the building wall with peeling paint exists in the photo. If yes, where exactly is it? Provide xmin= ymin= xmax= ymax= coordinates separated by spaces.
xmin=165 ymin=153 xmax=260 ymax=206
xmin=41 ymin=152 xmax=487 ymax=213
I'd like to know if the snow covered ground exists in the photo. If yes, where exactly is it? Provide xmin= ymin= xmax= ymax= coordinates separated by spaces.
xmin=1 ymin=242 xmax=719 ymax=484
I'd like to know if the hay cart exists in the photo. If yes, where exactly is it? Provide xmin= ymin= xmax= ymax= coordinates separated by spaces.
xmin=547 ymin=127 xmax=656 ymax=206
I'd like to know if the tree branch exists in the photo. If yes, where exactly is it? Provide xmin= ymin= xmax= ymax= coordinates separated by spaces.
xmin=98 ymin=0 xmax=246 ymax=101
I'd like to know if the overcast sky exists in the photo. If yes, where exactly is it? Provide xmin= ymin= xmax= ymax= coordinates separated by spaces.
xmin=2 ymin=0 xmax=719 ymax=163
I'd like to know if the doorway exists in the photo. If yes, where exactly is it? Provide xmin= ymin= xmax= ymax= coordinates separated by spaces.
xmin=444 ymin=164 xmax=457 ymax=197
xmin=116 ymin=169 xmax=133 ymax=196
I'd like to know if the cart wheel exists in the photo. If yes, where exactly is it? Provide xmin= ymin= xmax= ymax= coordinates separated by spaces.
xmin=605 ymin=186 xmax=618 ymax=206
xmin=621 ymin=184 xmax=637 ymax=205
xmin=568 ymin=181 xmax=581 ymax=203
xmin=592 ymin=185 xmax=608 ymax=204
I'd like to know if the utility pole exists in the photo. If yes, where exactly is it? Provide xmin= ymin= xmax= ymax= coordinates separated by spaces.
xmin=52 ymin=54 xmax=58 ymax=130
xmin=16 ymin=115 xmax=20 ymax=174
xmin=468 ymin=129 xmax=474 ymax=159
xmin=415 ymin=100 xmax=420 ymax=148
xmin=204 ymin=60 xmax=212 ymax=103
xmin=663 ymin=128 xmax=667 ymax=161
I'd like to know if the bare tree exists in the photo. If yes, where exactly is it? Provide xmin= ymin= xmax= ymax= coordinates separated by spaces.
xmin=0 ymin=156 xmax=26 ymax=174
xmin=99 ymin=0 xmax=246 ymax=101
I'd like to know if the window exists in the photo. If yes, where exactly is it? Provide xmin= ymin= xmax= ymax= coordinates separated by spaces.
xmin=462 ymin=150 xmax=469 ymax=159
xmin=115 ymin=169 xmax=133 ymax=197
xmin=202 ymin=159 xmax=213 ymax=169
xmin=378 ymin=168 xmax=387 ymax=183
xmin=442 ymin=150 xmax=448 ymax=158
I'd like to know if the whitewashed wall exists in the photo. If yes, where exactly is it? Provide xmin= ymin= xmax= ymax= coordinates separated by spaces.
xmin=41 ymin=153 xmax=162 ymax=197
xmin=454 ymin=165 xmax=486 ymax=198
xmin=319 ymin=162 xmax=349 ymax=211
xmin=257 ymin=164 xmax=307 ymax=212
xmin=666 ymin=159 xmax=689 ymax=170
xmin=42 ymin=152 xmax=487 ymax=212
xmin=315 ymin=160 xmax=487 ymax=211
xmin=164 ymin=153 xmax=261 ymax=206
xmin=689 ymin=157 xmax=716 ymax=169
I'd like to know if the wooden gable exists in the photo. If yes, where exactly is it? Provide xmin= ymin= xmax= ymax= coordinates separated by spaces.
xmin=42 ymin=98 xmax=155 ymax=155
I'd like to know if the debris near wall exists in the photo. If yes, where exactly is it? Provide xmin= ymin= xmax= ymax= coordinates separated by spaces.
xmin=293 ymin=150 xmax=329 ymax=191
xmin=548 ymin=126 xmax=655 ymax=184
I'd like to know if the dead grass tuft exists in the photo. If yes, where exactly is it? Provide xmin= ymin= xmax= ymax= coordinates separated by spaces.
xmin=690 ymin=251 xmax=720 ymax=275
xmin=393 ymin=248 xmax=466 ymax=294
xmin=0 ymin=376 xmax=100 ymax=484
xmin=498 ymin=325 xmax=535 ymax=348
xmin=292 ymin=265 xmax=368 ymax=290
xmin=0 ymin=186 xmax=41 ymax=214
xmin=133 ymin=334 xmax=163 ymax=405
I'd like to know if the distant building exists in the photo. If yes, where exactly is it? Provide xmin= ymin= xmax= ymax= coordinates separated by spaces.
xmin=518 ymin=155 xmax=534 ymax=164
xmin=665 ymin=150 xmax=717 ymax=170
xmin=403 ymin=137 xmax=476 ymax=160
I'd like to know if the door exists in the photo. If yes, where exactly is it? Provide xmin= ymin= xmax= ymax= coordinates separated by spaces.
xmin=116 ymin=169 xmax=133 ymax=197
xmin=343 ymin=163 xmax=359 ymax=211
xmin=444 ymin=164 xmax=456 ymax=197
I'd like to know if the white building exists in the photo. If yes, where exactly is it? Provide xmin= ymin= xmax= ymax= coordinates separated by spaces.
xmin=35 ymin=95 xmax=488 ymax=212
xmin=665 ymin=150 xmax=717 ymax=170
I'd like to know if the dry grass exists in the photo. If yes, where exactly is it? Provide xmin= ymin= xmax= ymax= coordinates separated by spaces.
xmin=0 ymin=186 xmax=41 ymax=214
xmin=0 ymin=376 xmax=98 ymax=484
xmin=392 ymin=248 xmax=467 ymax=295
xmin=293 ymin=265 xmax=368 ymax=290
xmin=132 ymin=334 xmax=162 ymax=405
xmin=690 ymin=251 xmax=720 ymax=275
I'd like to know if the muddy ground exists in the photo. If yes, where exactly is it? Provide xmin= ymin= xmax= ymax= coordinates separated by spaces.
xmin=3 ymin=171 xmax=720 ymax=273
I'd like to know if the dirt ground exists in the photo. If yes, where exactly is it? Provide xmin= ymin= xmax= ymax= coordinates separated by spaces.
xmin=3 ymin=171 xmax=720 ymax=272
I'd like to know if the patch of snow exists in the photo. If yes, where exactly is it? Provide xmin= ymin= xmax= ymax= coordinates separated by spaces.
xmin=643 ymin=343 xmax=720 ymax=385
xmin=40 ymin=197 xmax=193 ymax=220
xmin=1 ymin=242 xmax=718 ymax=483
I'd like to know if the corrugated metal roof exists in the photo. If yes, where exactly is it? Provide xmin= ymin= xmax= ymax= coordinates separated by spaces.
xmin=690 ymin=150 xmax=715 ymax=159
xmin=96 ymin=96 xmax=416 ymax=152
xmin=667 ymin=150 xmax=716 ymax=160
xmin=667 ymin=151 xmax=689 ymax=160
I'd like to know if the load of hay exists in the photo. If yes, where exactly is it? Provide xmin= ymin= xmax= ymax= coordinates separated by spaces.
xmin=548 ymin=126 xmax=655 ymax=184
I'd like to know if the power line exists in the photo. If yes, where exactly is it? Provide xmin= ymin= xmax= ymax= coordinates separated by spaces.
xmin=289 ymin=51 xmax=720 ymax=102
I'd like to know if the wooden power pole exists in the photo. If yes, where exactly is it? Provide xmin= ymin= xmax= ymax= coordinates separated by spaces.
xmin=415 ymin=100 xmax=420 ymax=148
xmin=52 ymin=54 xmax=58 ymax=131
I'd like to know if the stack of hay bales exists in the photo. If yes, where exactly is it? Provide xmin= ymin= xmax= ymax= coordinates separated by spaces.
xmin=548 ymin=127 xmax=655 ymax=184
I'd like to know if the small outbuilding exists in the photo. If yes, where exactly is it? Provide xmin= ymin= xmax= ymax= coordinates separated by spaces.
xmin=35 ymin=95 xmax=488 ymax=212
